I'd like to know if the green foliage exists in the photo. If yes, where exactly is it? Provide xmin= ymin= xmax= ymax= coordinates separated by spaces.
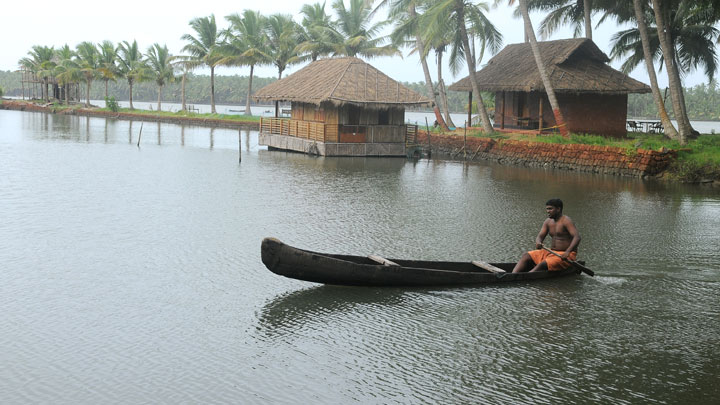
xmin=105 ymin=96 xmax=119 ymax=112
xmin=628 ymin=81 xmax=720 ymax=120
xmin=0 ymin=86 xmax=4 ymax=98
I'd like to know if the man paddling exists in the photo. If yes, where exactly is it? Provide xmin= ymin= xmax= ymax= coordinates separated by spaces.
xmin=512 ymin=198 xmax=581 ymax=273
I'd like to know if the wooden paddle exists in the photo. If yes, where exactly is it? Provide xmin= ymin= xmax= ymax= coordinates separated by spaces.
xmin=541 ymin=245 xmax=595 ymax=277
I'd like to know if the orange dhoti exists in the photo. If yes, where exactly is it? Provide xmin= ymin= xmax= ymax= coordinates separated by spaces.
xmin=528 ymin=249 xmax=577 ymax=271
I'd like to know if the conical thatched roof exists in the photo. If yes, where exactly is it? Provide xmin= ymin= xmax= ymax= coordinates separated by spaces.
xmin=253 ymin=57 xmax=432 ymax=108
xmin=448 ymin=38 xmax=651 ymax=94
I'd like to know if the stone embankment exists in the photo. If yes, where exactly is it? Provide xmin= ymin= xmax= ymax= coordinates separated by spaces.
xmin=0 ymin=101 xmax=259 ymax=130
xmin=416 ymin=132 xmax=677 ymax=178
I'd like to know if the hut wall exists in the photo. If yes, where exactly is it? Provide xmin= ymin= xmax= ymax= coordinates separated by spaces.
xmin=494 ymin=91 xmax=540 ymax=128
xmin=559 ymin=93 xmax=627 ymax=137
xmin=493 ymin=92 xmax=628 ymax=135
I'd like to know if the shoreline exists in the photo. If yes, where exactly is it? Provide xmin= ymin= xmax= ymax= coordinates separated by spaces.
xmin=0 ymin=100 xmax=260 ymax=130
xmin=2 ymin=99 xmax=718 ymax=185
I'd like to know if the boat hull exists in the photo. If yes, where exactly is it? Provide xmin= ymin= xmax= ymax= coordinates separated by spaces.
xmin=261 ymin=238 xmax=581 ymax=287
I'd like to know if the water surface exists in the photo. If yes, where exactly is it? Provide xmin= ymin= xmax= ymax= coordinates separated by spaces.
xmin=1 ymin=110 xmax=718 ymax=403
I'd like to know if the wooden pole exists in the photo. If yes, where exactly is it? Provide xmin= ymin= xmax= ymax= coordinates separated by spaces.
xmin=539 ymin=95 xmax=544 ymax=133
xmin=238 ymin=129 xmax=242 ymax=163
xmin=464 ymin=122 xmax=467 ymax=161
xmin=136 ymin=122 xmax=143 ymax=147
xmin=467 ymin=91 xmax=473 ymax=127
xmin=501 ymin=91 xmax=505 ymax=129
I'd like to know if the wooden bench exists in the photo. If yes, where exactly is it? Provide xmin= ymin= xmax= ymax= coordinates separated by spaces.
xmin=472 ymin=260 xmax=507 ymax=274
xmin=368 ymin=255 xmax=399 ymax=266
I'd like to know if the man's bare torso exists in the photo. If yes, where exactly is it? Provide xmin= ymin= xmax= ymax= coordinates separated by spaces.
xmin=545 ymin=215 xmax=576 ymax=251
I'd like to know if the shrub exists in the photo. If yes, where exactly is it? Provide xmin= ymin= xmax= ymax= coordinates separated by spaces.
xmin=105 ymin=96 xmax=119 ymax=112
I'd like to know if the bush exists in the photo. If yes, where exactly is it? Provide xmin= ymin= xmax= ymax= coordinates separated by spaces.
xmin=0 ymin=86 xmax=4 ymax=98
xmin=105 ymin=96 xmax=119 ymax=112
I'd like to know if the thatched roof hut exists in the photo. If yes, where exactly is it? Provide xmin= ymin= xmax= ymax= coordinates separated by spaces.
xmin=253 ymin=57 xmax=432 ymax=108
xmin=449 ymin=39 xmax=650 ymax=136
xmin=255 ymin=57 xmax=429 ymax=156
xmin=448 ymin=38 xmax=650 ymax=94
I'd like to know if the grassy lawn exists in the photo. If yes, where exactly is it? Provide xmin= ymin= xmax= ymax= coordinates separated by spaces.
xmin=95 ymin=106 xmax=262 ymax=122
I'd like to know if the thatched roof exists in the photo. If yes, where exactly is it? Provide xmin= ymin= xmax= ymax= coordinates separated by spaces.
xmin=448 ymin=38 xmax=651 ymax=95
xmin=253 ymin=57 xmax=432 ymax=108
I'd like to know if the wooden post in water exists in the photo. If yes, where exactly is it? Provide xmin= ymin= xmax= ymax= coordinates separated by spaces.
xmin=136 ymin=122 xmax=143 ymax=147
xmin=238 ymin=129 xmax=242 ymax=163
xmin=464 ymin=122 xmax=467 ymax=161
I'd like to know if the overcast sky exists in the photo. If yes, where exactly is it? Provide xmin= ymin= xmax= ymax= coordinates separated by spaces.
xmin=2 ymin=0 xmax=709 ymax=88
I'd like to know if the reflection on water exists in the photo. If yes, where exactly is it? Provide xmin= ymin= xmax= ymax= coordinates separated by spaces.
xmin=1 ymin=109 xmax=719 ymax=403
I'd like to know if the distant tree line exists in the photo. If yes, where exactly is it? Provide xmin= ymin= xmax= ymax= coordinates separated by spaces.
xmin=3 ymin=68 xmax=719 ymax=120
xmin=0 ymin=69 xmax=477 ymax=112
xmin=628 ymin=82 xmax=720 ymax=121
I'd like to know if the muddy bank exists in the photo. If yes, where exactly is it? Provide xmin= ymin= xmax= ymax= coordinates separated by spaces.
xmin=0 ymin=101 xmax=259 ymax=130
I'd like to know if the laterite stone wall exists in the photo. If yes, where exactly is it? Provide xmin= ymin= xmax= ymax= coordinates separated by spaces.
xmin=416 ymin=132 xmax=677 ymax=178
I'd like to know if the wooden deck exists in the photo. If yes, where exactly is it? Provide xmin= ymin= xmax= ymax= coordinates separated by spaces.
xmin=259 ymin=117 xmax=419 ymax=156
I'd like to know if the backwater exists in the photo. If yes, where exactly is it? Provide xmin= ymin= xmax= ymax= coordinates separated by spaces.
xmin=1 ymin=110 xmax=718 ymax=403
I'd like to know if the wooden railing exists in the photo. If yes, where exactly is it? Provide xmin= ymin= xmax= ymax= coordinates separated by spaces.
xmin=261 ymin=118 xmax=419 ymax=145
xmin=405 ymin=124 xmax=418 ymax=145
xmin=260 ymin=117 xmax=327 ymax=141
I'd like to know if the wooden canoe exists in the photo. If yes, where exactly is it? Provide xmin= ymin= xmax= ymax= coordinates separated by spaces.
xmin=261 ymin=237 xmax=582 ymax=287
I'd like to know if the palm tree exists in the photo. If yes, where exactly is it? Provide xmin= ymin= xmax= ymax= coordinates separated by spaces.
xmin=170 ymin=55 xmax=201 ymax=112
xmin=650 ymin=0 xmax=703 ymax=144
xmin=526 ymin=0 xmax=595 ymax=40
xmin=296 ymin=2 xmax=336 ymax=61
xmin=386 ymin=0 xmax=450 ymax=130
xmin=98 ymin=40 xmax=119 ymax=100
xmin=423 ymin=0 xmax=498 ymax=133
xmin=146 ymin=43 xmax=175 ymax=111
xmin=181 ymin=14 xmax=222 ymax=114
xmin=75 ymin=41 xmax=100 ymax=107
xmin=54 ymin=45 xmax=79 ymax=105
xmin=223 ymin=10 xmax=270 ymax=115
xmin=518 ymin=0 xmax=569 ymax=136
xmin=330 ymin=0 xmax=400 ymax=58
xmin=117 ymin=40 xmax=147 ymax=110
xmin=608 ymin=1 xmax=716 ymax=143
xmin=627 ymin=0 xmax=679 ymax=139
xmin=266 ymin=14 xmax=302 ymax=79
xmin=19 ymin=45 xmax=55 ymax=102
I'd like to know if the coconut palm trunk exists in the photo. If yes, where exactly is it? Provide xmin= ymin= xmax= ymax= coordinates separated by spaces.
xmin=181 ymin=73 xmax=187 ymax=112
xmin=456 ymin=3 xmax=493 ymax=133
xmin=518 ymin=0 xmax=568 ymax=136
xmin=632 ymin=0 xmax=678 ymax=139
xmin=245 ymin=64 xmax=254 ymax=116
xmin=436 ymin=50 xmax=455 ymax=128
xmin=129 ymin=79 xmax=135 ymax=110
xmin=210 ymin=65 xmax=216 ymax=114
xmin=157 ymin=85 xmax=163 ymax=111
xmin=650 ymin=0 xmax=691 ymax=144
xmin=418 ymin=36 xmax=449 ymax=130
xmin=105 ymin=80 xmax=109 ymax=99
xmin=85 ymin=80 xmax=92 ymax=107
xmin=584 ymin=0 xmax=592 ymax=40
xmin=405 ymin=4 xmax=448 ymax=130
